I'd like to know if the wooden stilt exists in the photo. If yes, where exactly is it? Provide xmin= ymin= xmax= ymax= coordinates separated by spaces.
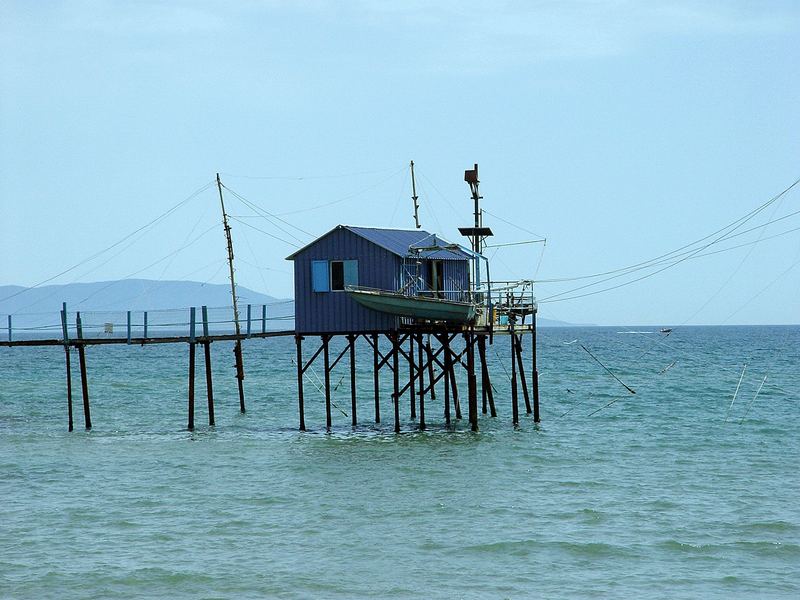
xmin=201 ymin=306 xmax=214 ymax=427
xmin=348 ymin=334 xmax=357 ymax=427
xmin=392 ymin=333 xmax=400 ymax=433
xmin=514 ymin=334 xmax=532 ymax=414
xmin=323 ymin=334 xmax=332 ymax=430
xmin=409 ymin=334 xmax=416 ymax=420
xmin=511 ymin=330 xmax=519 ymax=425
xmin=204 ymin=341 xmax=215 ymax=426
xmin=188 ymin=306 xmax=196 ymax=431
xmin=417 ymin=333 xmax=426 ymax=431
xmin=442 ymin=333 xmax=451 ymax=425
xmin=448 ymin=335 xmax=462 ymax=420
xmin=61 ymin=305 xmax=73 ymax=432
xmin=478 ymin=335 xmax=497 ymax=417
xmin=75 ymin=312 xmax=91 ymax=430
xmin=235 ymin=340 xmax=245 ymax=413
xmin=373 ymin=333 xmax=380 ymax=424
xmin=64 ymin=346 xmax=74 ymax=432
xmin=188 ymin=342 xmax=196 ymax=430
xmin=426 ymin=335 xmax=436 ymax=401
xmin=296 ymin=335 xmax=305 ymax=431
xmin=532 ymin=311 xmax=541 ymax=423
xmin=78 ymin=344 xmax=91 ymax=430
xmin=466 ymin=332 xmax=478 ymax=432
xmin=479 ymin=335 xmax=488 ymax=414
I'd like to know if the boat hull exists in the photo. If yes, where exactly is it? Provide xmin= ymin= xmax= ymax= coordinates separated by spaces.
xmin=346 ymin=288 xmax=476 ymax=323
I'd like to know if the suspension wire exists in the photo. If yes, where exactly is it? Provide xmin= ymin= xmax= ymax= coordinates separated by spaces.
xmin=274 ymin=166 xmax=407 ymax=216
xmin=538 ymin=223 xmax=800 ymax=305
xmin=414 ymin=177 xmax=443 ymax=232
xmin=579 ymin=344 xmax=637 ymax=395
xmin=739 ymin=375 xmax=768 ymax=424
xmin=74 ymin=224 xmax=220 ymax=306
xmin=228 ymin=217 xmax=301 ymax=248
xmin=221 ymin=184 xmax=314 ymax=239
xmin=219 ymin=166 xmax=400 ymax=180
xmin=482 ymin=208 xmax=546 ymax=239
xmin=417 ymin=169 xmax=467 ymax=221
xmin=89 ymin=258 xmax=228 ymax=310
xmin=1 ymin=180 xmax=215 ymax=309
xmin=543 ymin=177 xmax=800 ymax=284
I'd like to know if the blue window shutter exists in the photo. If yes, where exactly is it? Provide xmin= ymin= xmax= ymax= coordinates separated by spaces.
xmin=312 ymin=260 xmax=330 ymax=292
xmin=343 ymin=260 xmax=359 ymax=287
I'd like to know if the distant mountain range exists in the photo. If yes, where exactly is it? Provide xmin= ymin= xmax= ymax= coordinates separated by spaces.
xmin=0 ymin=279 xmax=287 ymax=316
xmin=0 ymin=279 xmax=579 ymax=327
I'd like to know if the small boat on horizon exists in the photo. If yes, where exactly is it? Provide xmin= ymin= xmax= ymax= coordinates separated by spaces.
xmin=660 ymin=328 xmax=673 ymax=334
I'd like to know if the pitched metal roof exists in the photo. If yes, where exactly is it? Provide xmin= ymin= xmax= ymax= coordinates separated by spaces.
xmin=286 ymin=225 xmax=471 ymax=260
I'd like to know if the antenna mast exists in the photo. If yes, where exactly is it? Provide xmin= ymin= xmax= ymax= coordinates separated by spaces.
xmin=458 ymin=164 xmax=493 ymax=296
xmin=410 ymin=160 xmax=421 ymax=229
xmin=216 ymin=173 xmax=246 ymax=413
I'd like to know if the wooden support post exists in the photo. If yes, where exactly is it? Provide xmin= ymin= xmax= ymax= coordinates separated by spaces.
xmin=76 ymin=312 xmax=91 ymax=430
xmin=7 ymin=315 xmax=11 ymax=342
xmin=515 ymin=334 xmax=532 ymax=414
xmin=417 ymin=333 xmax=426 ymax=431
xmin=261 ymin=305 xmax=267 ymax=334
xmin=188 ymin=342 xmax=196 ymax=430
xmin=126 ymin=310 xmax=131 ymax=344
xmin=478 ymin=335 xmax=496 ymax=417
xmin=348 ymin=334 xmax=357 ymax=427
xmin=202 ymin=306 xmax=214 ymax=426
xmin=143 ymin=311 xmax=148 ymax=339
xmin=409 ymin=334 xmax=416 ymax=420
xmin=246 ymin=304 xmax=252 ymax=338
xmin=532 ymin=311 xmax=541 ymax=423
xmin=392 ymin=333 xmax=400 ymax=433
xmin=234 ymin=340 xmax=245 ymax=413
xmin=373 ymin=333 xmax=380 ymax=424
xmin=466 ymin=332 xmax=478 ymax=432
xmin=323 ymin=335 xmax=332 ymax=430
xmin=511 ymin=330 xmax=519 ymax=425
xmin=64 ymin=346 xmax=73 ymax=431
xmin=442 ymin=334 xmax=451 ymax=425
xmin=296 ymin=335 xmax=305 ymax=431
xmin=188 ymin=306 xmax=196 ymax=430
xmin=204 ymin=340 xmax=214 ymax=426
xmin=61 ymin=304 xmax=73 ymax=432
xmin=426 ymin=335 xmax=436 ymax=400
xmin=449 ymin=337 xmax=462 ymax=420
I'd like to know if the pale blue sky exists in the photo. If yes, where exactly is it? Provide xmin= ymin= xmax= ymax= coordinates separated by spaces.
xmin=2 ymin=1 xmax=799 ymax=325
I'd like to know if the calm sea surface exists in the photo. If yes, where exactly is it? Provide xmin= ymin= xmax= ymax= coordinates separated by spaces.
xmin=1 ymin=326 xmax=798 ymax=599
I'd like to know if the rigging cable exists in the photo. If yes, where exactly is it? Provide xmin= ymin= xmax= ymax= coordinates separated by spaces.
xmin=0 ymin=180 xmax=215 ymax=306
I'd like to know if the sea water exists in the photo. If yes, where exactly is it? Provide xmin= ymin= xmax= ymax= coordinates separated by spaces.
xmin=1 ymin=326 xmax=798 ymax=599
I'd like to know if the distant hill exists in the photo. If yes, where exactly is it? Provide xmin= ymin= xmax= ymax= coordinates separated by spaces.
xmin=0 ymin=279 xmax=288 ymax=316
xmin=537 ymin=317 xmax=588 ymax=327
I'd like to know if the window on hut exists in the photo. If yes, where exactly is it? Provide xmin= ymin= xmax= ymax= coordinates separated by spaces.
xmin=315 ymin=260 xmax=358 ymax=293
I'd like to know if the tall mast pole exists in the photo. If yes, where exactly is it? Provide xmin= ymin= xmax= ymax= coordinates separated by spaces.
xmin=410 ymin=160 xmax=421 ymax=229
xmin=216 ymin=173 xmax=246 ymax=413
xmin=469 ymin=163 xmax=481 ymax=254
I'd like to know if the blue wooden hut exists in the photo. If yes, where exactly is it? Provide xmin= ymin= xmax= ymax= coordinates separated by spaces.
xmin=286 ymin=225 xmax=472 ymax=334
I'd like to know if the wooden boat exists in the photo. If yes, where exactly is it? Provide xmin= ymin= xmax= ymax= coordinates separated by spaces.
xmin=346 ymin=286 xmax=476 ymax=323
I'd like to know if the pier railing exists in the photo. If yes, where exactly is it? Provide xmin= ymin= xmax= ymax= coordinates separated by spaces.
xmin=1 ymin=301 xmax=295 ymax=344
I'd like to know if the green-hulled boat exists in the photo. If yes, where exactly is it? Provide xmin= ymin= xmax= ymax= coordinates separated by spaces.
xmin=346 ymin=286 xmax=476 ymax=324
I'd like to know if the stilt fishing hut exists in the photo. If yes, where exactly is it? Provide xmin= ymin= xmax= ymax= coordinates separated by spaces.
xmin=287 ymin=165 xmax=541 ymax=432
